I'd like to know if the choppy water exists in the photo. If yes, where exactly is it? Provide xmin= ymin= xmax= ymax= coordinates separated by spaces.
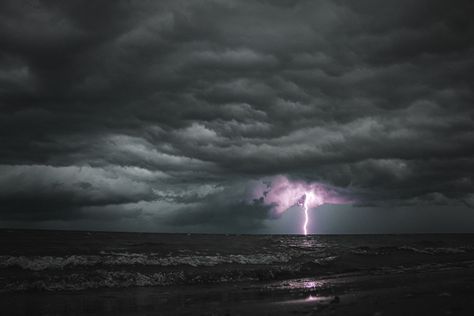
xmin=1 ymin=230 xmax=474 ymax=292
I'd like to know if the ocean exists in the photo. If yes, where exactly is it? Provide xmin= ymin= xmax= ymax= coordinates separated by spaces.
xmin=1 ymin=229 xmax=474 ymax=315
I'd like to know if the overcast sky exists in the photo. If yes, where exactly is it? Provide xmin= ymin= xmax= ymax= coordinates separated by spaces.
xmin=0 ymin=0 xmax=473 ymax=234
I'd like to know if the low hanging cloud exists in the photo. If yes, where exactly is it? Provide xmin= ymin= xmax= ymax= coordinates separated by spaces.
xmin=0 ymin=0 xmax=473 ymax=232
xmin=0 ymin=164 xmax=159 ymax=220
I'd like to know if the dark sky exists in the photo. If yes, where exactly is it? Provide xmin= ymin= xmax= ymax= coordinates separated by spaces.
xmin=1 ymin=0 xmax=473 ymax=233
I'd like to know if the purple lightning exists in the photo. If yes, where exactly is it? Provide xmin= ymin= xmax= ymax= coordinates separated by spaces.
xmin=296 ymin=191 xmax=318 ymax=235
xmin=251 ymin=176 xmax=350 ymax=235
xmin=303 ymin=191 xmax=314 ymax=235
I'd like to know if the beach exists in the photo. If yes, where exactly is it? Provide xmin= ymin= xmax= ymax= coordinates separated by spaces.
xmin=1 ymin=230 xmax=474 ymax=315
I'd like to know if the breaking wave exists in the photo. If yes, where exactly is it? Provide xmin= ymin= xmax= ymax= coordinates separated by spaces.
xmin=4 ymin=270 xmax=186 ymax=292
xmin=0 ymin=252 xmax=293 ymax=271
xmin=350 ymin=246 xmax=467 ymax=256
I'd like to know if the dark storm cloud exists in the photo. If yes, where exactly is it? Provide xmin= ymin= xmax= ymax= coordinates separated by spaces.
xmin=163 ymin=183 xmax=272 ymax=231
xmin=0 ymin=0 xmax=473 ymax=230
xmin=0 ymin=165 xmax=159 ymax=220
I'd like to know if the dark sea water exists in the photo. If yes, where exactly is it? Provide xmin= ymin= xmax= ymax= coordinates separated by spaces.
xmin=2 ymin=230 xmax=474 ymax=315
xmin=1 ymin=229 xmax=474 ymax=292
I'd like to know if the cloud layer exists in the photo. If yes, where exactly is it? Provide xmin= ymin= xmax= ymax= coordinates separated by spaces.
xmin=0 ymin=0 xmax=473 ymax=232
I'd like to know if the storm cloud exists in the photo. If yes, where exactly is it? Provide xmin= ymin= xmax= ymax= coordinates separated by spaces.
xmin=0 ymin=0 xmax=473 ymax=233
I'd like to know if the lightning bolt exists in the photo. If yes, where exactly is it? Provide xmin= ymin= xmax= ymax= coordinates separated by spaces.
xmin=301 ymin=191 xmax=315 ymax=235
xmin=303 ymin=200 xmax=309 ymax=235
xmin=251 ymin=176 xmax=350 ymax=235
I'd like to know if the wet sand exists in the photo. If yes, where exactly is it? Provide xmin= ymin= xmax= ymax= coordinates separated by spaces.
xmin=2 ymin=259 xmax=474 ymax=315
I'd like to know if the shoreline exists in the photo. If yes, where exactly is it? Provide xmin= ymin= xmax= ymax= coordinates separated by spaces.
xmin=2 ymin=264 xmax=474 ymax=315
xmin=2 ymin=230 xmax=474 ymax=315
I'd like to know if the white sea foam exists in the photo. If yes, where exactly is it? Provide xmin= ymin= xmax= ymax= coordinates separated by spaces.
xmin=351 ymin=246 xmax=467 ymax=256
xmin=3 ymin=270 xmax=186 ymax=292
xmin=312 ymin=256 xmax=338 ymax=266
xmin=0 ymin=252 xmax=293 ymax=271
xmin=399 ymin=246 xmax=466 ymax=255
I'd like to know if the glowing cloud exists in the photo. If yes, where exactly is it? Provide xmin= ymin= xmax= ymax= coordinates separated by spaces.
xmin=251 ymin=176 xmax=351 ymax=235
